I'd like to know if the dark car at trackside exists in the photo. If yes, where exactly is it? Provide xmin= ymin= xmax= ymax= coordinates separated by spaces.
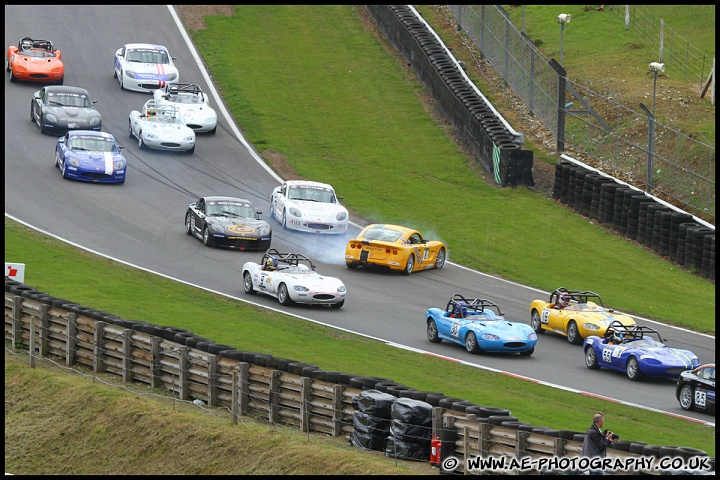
xmin=676 ymin=364 xmax=715 ymax=415
xmin=184 ymin=196 xmax=272 ymax=251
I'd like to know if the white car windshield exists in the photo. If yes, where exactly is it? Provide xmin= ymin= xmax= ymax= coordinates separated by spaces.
xmin=167 ymin=94 xmax=202 ymax=104
xmin=127 ymin=49 xmax=170 ymax=64
xmin=287 ymin=186 xmax=336 ymax=203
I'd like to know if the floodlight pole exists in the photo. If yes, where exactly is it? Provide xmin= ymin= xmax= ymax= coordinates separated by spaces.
xmin=559 ymin=22 xmax=565 ymax=65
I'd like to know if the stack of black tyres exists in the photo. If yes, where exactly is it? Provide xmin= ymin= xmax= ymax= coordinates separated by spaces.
xmin=598 ymin=182 xmax=620 ymax=226
xmin=625 ymin=193 xmax=652 ymax=240
xmin=701 ymin=234 xmax=714 ymax=280
xmin=385 ymin=397 xmax=433 ymax=461
xmin=668 ymin=213 xmax=695 ymax=262
xmin=349 ymin=389 xmax=396 ymax=452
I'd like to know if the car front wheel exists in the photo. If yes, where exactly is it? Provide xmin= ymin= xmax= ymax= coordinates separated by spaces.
xmin=519 ymin=347 xmax=534 ymax=357
xmin=678 ymin=384 xmax=694 ymax=411
xmin=567 ymin=321 xmax=582 ymax=345
xmin=585 ymin=347 xmax=600 ymax=369
xmin=434 ymin=247 xmax=446 ymax=269
xmin=278 ymin=283 xmax=294 ymax=306
xmin=330 ymin=300 xmax=344 ymax=309
xmin=185 ymin=213 xmax=193 ymax=235
xmin=530 ymin=310 xmax=544 ymax=334
xmin=427 ymin=319 xmax=441 ymax=344
xmin=626 ymin=357 xmax=643 ymax=381
xmin=243 ymin=272 xmax=256 ymax=295
xmin=465 ymin=331 xmax=480 ymax=354
xmin=202 ymin=226 xmax=211 ymax=247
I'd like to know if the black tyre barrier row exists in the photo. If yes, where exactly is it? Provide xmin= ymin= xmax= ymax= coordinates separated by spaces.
xmin=554 ymin=162 xmax=714 ymax=280
xmin=366 ymin=5 xmax=532 ymax=187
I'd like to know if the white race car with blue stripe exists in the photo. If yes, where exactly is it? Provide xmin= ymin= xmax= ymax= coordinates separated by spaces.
xmin=54 ymin=130 xmax=126 ymax=184
xmin=113 ymin=43 xmax=179 ymax=93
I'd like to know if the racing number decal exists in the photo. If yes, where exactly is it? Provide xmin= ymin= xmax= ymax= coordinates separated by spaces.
xmin=541 ymin=309 xmax=550 ymax=324
xmin=602 ymin=346 xmax=626 ymax=363
xmin=450 ymin=322 xmax=461 ymax=338
xmin=228 ymin=225 xmax=256 ymax=234
xmin=694 ymin=388 xmax=706 ymax=408
xmin=422 ymin=248 xmax=429 ymax=262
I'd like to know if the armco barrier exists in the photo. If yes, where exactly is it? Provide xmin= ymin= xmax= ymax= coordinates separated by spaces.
xmin=4 ymin=284 xmax=713 ymax=474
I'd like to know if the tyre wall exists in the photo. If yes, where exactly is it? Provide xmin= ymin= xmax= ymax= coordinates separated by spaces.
xmin=366 ymin=5 xmax=534 ymax=187
xmin=553 ymin=158 xmax=715 ymax=281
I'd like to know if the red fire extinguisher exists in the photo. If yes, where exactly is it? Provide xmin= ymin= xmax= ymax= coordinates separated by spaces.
xmin=430 ymin=433 xmax=441 ymax=467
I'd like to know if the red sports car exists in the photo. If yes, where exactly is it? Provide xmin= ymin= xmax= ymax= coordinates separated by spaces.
xmin=6 ymin=37 xmax=64 ymax=84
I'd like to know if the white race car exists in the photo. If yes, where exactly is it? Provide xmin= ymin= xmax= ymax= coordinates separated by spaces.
xmin=153 ymin=83 xmax=217 ymax=134
xmin=269 ymin=180 xmax=349 ymax=234
xmin=242 ymin=250 xmax=346 ymax=308
xmin=128 ymin=99 xmax=195 ymax=154
xmin=113 ymin=43 xmax=179 ymax=93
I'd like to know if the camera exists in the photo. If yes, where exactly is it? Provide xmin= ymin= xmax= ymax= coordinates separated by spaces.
xmin=604 ymin=429 xmax=619 ymax=440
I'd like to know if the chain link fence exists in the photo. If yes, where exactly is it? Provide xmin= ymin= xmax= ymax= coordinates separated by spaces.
xmin=446 ymin=5 xmax=714 ymax=224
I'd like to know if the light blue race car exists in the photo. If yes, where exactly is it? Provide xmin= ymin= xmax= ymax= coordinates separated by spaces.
xmin=54 ymin=130 xmax=126 ymax=184
xmin=583 ymin=320 xmax=700 ymax=381
xmin=426 ymin=293 xmax=537 ymax=356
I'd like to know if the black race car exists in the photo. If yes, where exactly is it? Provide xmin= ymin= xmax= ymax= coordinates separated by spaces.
xmin=185 ymin=196 xmax=272 ymax=251
xmin=676 ymin=364 xmax=715 ymax=415
xmin=31 ymin=85 xmax=102 ymax=134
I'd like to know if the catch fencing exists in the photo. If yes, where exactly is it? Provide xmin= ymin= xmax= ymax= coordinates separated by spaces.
xmin=4 ymin=283 xmax=713 ymax=475
xmin=445 ymin=5 xmax=715 ymax=224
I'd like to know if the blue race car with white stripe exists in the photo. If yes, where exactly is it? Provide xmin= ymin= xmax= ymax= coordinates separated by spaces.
xmin=583 ymin=320 xmax=699 ymax=381
xmin=55 ymin=130 xmax=126 ymax=184
xmin=427 ymin=293 xmax=537 ymax=356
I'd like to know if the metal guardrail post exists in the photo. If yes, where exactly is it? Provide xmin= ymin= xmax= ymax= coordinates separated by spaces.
xmin=94 ymin=321 xmax=106 ymax=373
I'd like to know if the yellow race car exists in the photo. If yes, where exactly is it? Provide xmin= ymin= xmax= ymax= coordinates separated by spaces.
xmin=345 ymin=224 xmax=446 ymax=275
xmin=529 ymin=288 xmax=636 ymax=345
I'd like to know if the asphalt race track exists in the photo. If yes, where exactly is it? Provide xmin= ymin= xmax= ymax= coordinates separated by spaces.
xmin=4 ymin=5 xmax=715 ymax=426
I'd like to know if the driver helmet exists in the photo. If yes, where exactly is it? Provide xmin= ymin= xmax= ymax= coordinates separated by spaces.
xmin=454 ymin=302 xmax=468 ymax=318
xmin=557 ymin=292 xmax=570 ymax=308
xmin=612 ymin=328 xmax=626 ymax=344
xmin=264 ymin=256 xmax=278 ymax=271
xmin=21 ymin=40 xmax=32 ymax=52
xmin=146 ymin=107 xmax=156 ymax=117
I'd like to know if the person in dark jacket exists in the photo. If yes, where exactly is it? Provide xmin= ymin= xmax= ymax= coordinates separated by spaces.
xmin=581 ymin=413 xmax=618 ymax=475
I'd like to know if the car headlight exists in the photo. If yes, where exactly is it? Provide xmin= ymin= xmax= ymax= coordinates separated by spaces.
xmin=89 ymin=117 xmax=101 ymax=126
xmin=183 ymin=136 xmax=195 ymax=142
xmin=144 ymin=133 xmax=157 ymax=140
xmin=125 ymin=70 xmax=137 ymax=79
xmin=113 ymin=159 xmax=126 ymax=170
xmin=67 ymin=157 xmax=80 ymax=167
xmin=583 ymin=323 xmax=600 ymax=331
xmin=337 ymin=286 xmax=346 ymax=293
xmin=528 ymin=332 xmax=537 ymax=340
xmin=167 ymin=72 xmax=178 ymax=81
xmin=481 ymin=333 xmax=499 ymax=341
xmin=257 ymin=225 xmax=271 ymax=236
xmin=45 ymin=113 xmax=58 ymax=123
xmin=336 ymin=211 xmax=347 ymax=221
xmin=208 ymin=223 xmax=224 ymax=234
xmin=292 ymin=285 xmax=309 ymax=292
xmin=289 ymin=207 xmax=302 ymax=217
